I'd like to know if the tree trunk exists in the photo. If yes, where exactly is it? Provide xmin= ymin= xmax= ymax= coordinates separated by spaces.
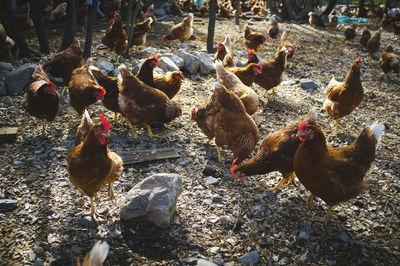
xmin=235 ymin=0 xmax=239 ymax=25
xmin=60 ymin=0 xmax=77 ymax=51
xmin=207 ymin=0 xmax=216 ymax=53
xmin=28 ymin=0 xmax=49 ymax=54
xmin=321 ymin=0 xmax=337 ymax=16
xmin=83 ymin=0 xmax=98 ymax=58
xmin=358 ymin=0 xmax=367 ymax=17
xmin=284 ymin=0 xmax=297 ymax=20
xmin=0 ymin=0 xmax=31 ymax=57
xmin=125 ymin=0 xmax=133 ymax=45
xmin=124 ymin=0 xmax=141 ymax=57
xmin=266 ymin=0 xmax=280 ymax=15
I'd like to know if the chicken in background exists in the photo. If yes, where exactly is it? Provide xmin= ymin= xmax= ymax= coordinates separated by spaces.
xmin=380 ymin=13 xmax=391 ymax=29
xmin=218 ymin=1 xmax=232 ymax=18
xmin=89 ymin=66 xmax=122 ymax=121
xmin=100 ymin=0 xmax=121 ymax=18
xmin=191 ymin=82 xmax=259 ymax=164
xmin=77 ymin=241 xmax=109 ymax=266
xmin=131 ymin=17 xmax=154 ymax=51
xmin=366 ymin=28 xmax=382 ymax=57
xmin=324 ymin=57 xmax=363 ymax=127
xmin=117 ymin=64 xmax=182 ymax=138
xmin=246 ymin=50 xmax=259 ymax=65
xmin=268 ymin=18 xmax=279 ymax=39
xmin=214 ymin=36 xmax=233 ymax=63
xmin=68 ymin=62 xmax=106 ymax=115
xmin=50 ymin=2 xmax=67 ymax=27
xmin=0 ymin=23 xmax=14 ymax=58
xmin=68 ymin=111 xmax=123 ymax=222
xmin=255 ymin=47 xmax=288 ymax=95
xmin=226 ymin=62 xmax=263 ymax=86
xmin=379 ymin=46 xmax=399 ymax=78
xmin=15 ymin=3 xmax=34 ymax=31
xmin=243 ymin=24 xmax=267 ymax=51
xmin=77 ymin=2 xmax=89 ymax=29
xmin=294 ymin=120 xmax=384 ymax=222
xmin=22 ymin=65 xmax=60 ymax=134
xmin=143 ymin=3 xmax=157 ymax=22
xmin=215 ymin=60 xmax=259 ymax=116
xmin=359 ymin=28 xmax=371 ymax=47
xmin=170 ymin=0 xmax=182 ymax=16
xmin=344 ymin=24 xmax=356 ymax=42
xmin=278 ymin=31 xmax=295 ymax=59
xmin=42 ymin=37 xmax=83 ymax=83
xmin=308 ymin=11 xmax=325 ymax=28
xmin=162 ymin=13 xmax=193 ymax=43
xmin=231 ymin=109 xmax=318 ymax=192
xmin=136 ymin=56 xmax=160 ymax=87
xmin=329 ymin=15 xmax=338 ymax=27
xmin=101 ymin=11 xmax=128 ymax=55
xmin=199 ymin=1 xmax=209 ymax=17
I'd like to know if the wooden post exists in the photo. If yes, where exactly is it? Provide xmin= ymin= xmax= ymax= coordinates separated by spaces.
xmin=207 ymin=0 xmax=216 ymax=53
xmin=28 ymin=0 xmax=49 ymax=54
xmin=60 ymin=0 xmax=78 ymax=51
xmin=83 ymin=0 xmax=99 ymax=58
xmin=124 ymin=0 xmax=142 ymax=57
xmin=235 ymin=0 xmax=240 ymax=25
xmin=321 ymin=0 xmax=337 ymax=16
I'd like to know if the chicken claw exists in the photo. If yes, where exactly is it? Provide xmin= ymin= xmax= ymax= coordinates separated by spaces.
xmin=311 ymin=206 xmax=334 ymax=224
xmin=216 ymin=145 xmax=222 ymax=163
xmin=83 ymin=197 xmax=104 ymax=224
xmin=124 ymin=117 xmax=138 ymax=136
xmin=107 ymin=184 xmax=115 ymax=200
xmin=306 ymin=193 xmax=315 ymax=208
xmin=145 ymin=124 xmax=160 ymax=138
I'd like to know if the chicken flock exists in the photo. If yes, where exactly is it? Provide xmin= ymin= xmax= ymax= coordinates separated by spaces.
xmin=3 ymin=1 xmax=399 ymax=231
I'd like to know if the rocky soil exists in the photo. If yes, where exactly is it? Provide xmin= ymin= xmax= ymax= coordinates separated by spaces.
xmin=0 ymin=14 xmax=399 ymax=265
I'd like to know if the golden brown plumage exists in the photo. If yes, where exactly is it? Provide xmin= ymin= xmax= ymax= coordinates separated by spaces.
xmin=226 ymin=62 xmax=263 ymax=87
xmin=255 ymin=47 xmax=288 ymax=95
xmin=329 ymin=15 xmax=338 ymax=27
xmin=359 ymin=29 xmax=371 ymax=47
xmin=100 ymin=0 xmax=121 ymax=18
xmin=231 ymin=109 xmax=318 ymax=192
xmin=191 ymin=82 xmax=259 ymax=164
xmin=131 ymin=17 xmax=154 ymax=48
xmin=143 ymin=4 xmax=156 ymax=22
xmin=324 ymin=58 xmax=363 ymax=122
xmin=366 ymin=29 xmax=382 ymax=56
xmin=294 ymin=121 xmax=384 ymax=221
xmin=50 ymin=2 xmax=67 ymax=26
xmin=268 ymin=18 xmax=279 ymax=39
xmin=101 ymin=12 xmax=128 ymax=55
xmin=153 ymin=71 xmax=185 ymax=100
xmin=243 ymin=24 xmax=266 ymax=51
xmin=215 ymin=60 xmax=259 ymax=116
xmin=344 ymin=24 xmax=356 ymax=41
xmin=278 ymin=31 xmax=295 ymax=59
xmin=379 ymin=46 xmax=399 ymax=77
xmin=68 ymin=63 xmax=106 ymax=115
xmin=117 ymin=64 xmax=182 ymax=138
xmin=42 ymin=37 xmax=83 ymax=83
xmin=68 ymin=111 xmax=123 ymax=222
xmin=0 ymin=23 xmax=14 ymax=58
xmin=162 ymin=13 xmax=193 ymax=43
xmin=308 ymin=12 xmax=325 ymax=28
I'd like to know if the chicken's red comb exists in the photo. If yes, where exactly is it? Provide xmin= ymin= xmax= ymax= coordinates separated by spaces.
xmin=152 ymin=56 xmax=159 ymax=62
xmin=217 ymin=41 xmax=223 ymax=46
xmin=48 ymin=81 xmax=55 ymax=90
xmin=358 ymin=56 xmax=362 ymax=65
xmin=298 ymin=120 xmax=309 ymax=132
xmin=98 ymin=86 xmax=106 ymax=95
xmin=248 ymin=49 xmax=255 ymax=56
xmin=99 ymin=113 xmax=111 ymax=131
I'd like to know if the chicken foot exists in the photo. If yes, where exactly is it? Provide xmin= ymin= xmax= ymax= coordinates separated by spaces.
xmin=107 ymin=183 xmax=115 ymax=200
xmin=306 ymin=193 xmax=315 ymax=208
xmin=83 ymin=197 xmax=104 ymax=223
xmin=273 ymin=172 xmax=295 ymax=193
xmin=311 ymin=206 xmax=334 ymax=224
xmin=124 ymin=117 xmax=138 ymax=136
xmin=216 ymin=145 xmax=222 ymax=163
xmin=145 ymin=124 xmax=160 ymax=138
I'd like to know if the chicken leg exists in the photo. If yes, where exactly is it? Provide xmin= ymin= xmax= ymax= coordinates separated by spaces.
xmin=107 ymin=183 xmax=115 ymax=200
xmin=145 ymin=124 xmax=159 ymax=138
xmin=84 ymin=197 xmax=104 ymax=223
xmin=306 ymin=193 xmax=315 ymax=208
xmin=124 ymin=117 xmax=138 ymax=136
xmin=216 ymin=145 xmax=222 ymax=162
xmin=273 ymin=172 xmax=295 ymax=193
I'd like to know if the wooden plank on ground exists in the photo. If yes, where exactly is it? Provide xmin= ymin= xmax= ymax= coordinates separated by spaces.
xmin=120 ymin=147 xmax=180 ymax=165
xmin=0 ymin=127 xmax=18 ymax=144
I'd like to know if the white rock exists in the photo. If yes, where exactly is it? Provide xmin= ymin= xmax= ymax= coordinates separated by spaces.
xmin=178 ymin=49 xmax=200 ymax=74
xmin=195 ymin=52 xmax=215 ymax=75
xmin=141 ymin=47 xmax=158 ymax=54
xmin=97 ymin=61 xmax=114 ymax=75
xmin=120 ymin=173 xmax=183 ymax=228
xmin=5 ymin=64 xmax=36 ymax=95
xmin=158 ymin=57 xmax=179 ymax=72
xmin=160 ymin=53 xmax=184 ymax=68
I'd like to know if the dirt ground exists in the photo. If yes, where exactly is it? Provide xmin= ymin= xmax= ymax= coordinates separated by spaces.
xmin=0 ymin=14 xmax=399 ymax=265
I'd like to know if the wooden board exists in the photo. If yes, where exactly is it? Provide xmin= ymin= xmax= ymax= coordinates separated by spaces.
xmin=0 ymin=127 xmax=18 ymax=144
xmin=120 ymin=147 xmax=180 ymax=165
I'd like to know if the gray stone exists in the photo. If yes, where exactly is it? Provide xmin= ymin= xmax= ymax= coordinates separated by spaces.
xmin=0 ymin=70 xmax=9 ymax=80
xmin=97 ymin=61 xmax=114 ymax=75
xmin=281 ymin=79 xmax=296 ymax=86
xmin=0 ymin=62 xmax=13 ymax=71
xmin=205 ymin=176 xmax=219 ymax=185
xmin=235 ymin=50 xmax=248 ymax=58
xmin=197 ymin=259 xmax=218 ymax=266
xmin=111 ymin=68 xmax=120 ymax=77
xmin=235 ymin=59 xmax=244 ymax=67
xmin=154 ymin=8 xmax=166 ymax=16
xmin=120 ymin=173 xmax=183 ymax=228
xmin=297 ymin=231 xmax=310 ymax=246
xmin=238 ymin=251 xmax=260 ymax=264
xmin=158 ymin=57 xmax=179 ymax=72
xmin=0 ymin=82 xmax=6 ymax=96
xmin=154 ymin=67 xmax=165 ymax=75
xmin=141 ymin=47 xmax=158 ymax=54
xmin=78 ymin=216 xmax=97 ymax=227
xmin=300 ymin=78 xmax=319 ymax=91
xmin=195 ymin=52 xmax=215 ymax=75
xmin=5 ymin=63 xmax=36 ymax=95
xmin=178 ymin=49 xmax=200 ymax=74
xmin=160 ymin=53 xmax=184 ymax=68
xmin=0 ymin=199 xmax=18 ymax=211
xmin=337 ymin=234 xmax=351 ymax=243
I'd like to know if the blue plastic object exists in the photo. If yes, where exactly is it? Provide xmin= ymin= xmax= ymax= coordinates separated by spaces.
xmin=328 ymin=15 xmax=368 ymax=24
xmin=87 ymin=0 xmax=105 ymax=16
xmin=194 ymin=0 xmax=206 ymax=7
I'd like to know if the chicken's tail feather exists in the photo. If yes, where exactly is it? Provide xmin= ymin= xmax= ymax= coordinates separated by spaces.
xmin=307 ymin=107 xmax=318 ymax=121
xmin=368 ymin=121 xmax=385 ymax=151
xmin=223 ymin=36 xmax=232 ymax=50
xmin=80 ymin=241 xmax=109 ymax=266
